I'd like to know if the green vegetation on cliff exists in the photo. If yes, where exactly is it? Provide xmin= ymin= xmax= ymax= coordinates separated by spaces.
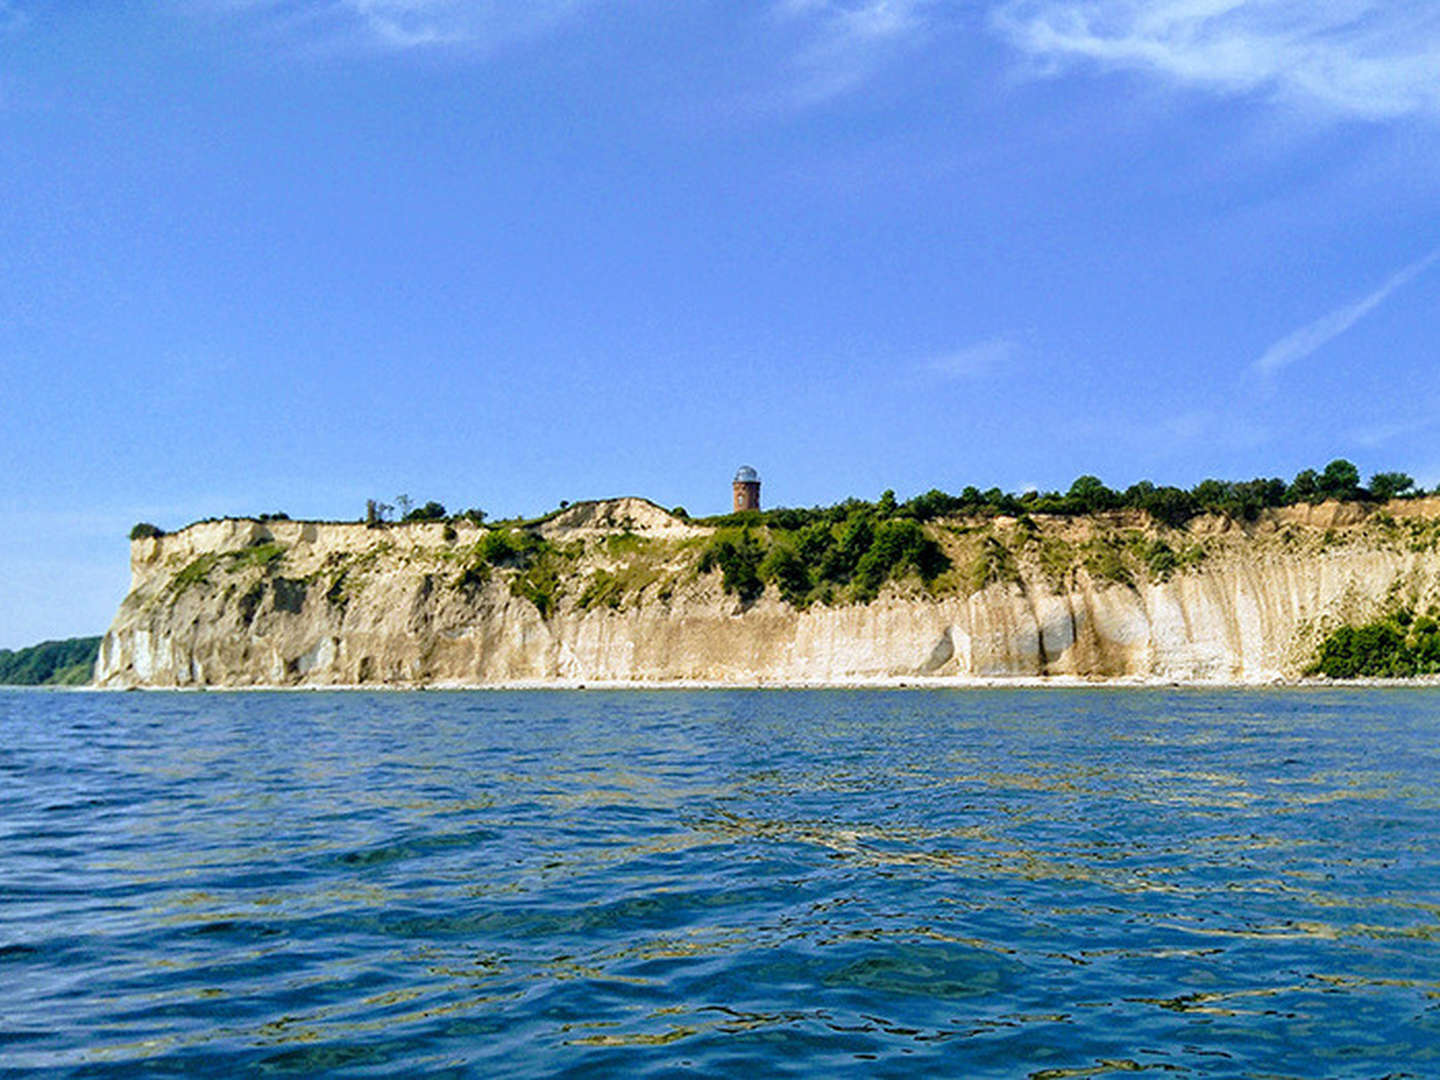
xmin=697 ymin=459 xmax=1420 ymax=532
xmin=0 ymin=636 xmax=101 ymax=685
xmin=1310 ymin=609 xmax=1440 ymax=678
xmin=699 ymin=514 xmax=950 ymax=607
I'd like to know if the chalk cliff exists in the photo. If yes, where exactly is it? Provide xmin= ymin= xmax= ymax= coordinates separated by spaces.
xmin=94 ymin=497 xmax=1440 ymax=687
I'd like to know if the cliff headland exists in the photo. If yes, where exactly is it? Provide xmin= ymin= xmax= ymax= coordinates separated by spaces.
xmin=95 ymin=493 xmax=1440 ymax=687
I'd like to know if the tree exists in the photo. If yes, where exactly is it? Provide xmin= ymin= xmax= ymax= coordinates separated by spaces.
xmin=395 ymin=494 xmax=413 ymax=519
xmin=1067 ymin=475 xmax=1118 ymax=514
xmin=1139 ymin=486 xmax=1197 ymax=528
xmin=1318 ymin=459 xmax=1361 ymax=501
xmin=1287 ymin=469 xmax=1321 ymax=504
xmin=762 ymin=544 xmax=813 ymax=607
xmin=1369 ymin=472 xmax=1415 ymax=501
xmin=129 ymin=522 xmax=164 ymax=540
xmin=405 ymin=500 xmax=447 ymax=521
xmin=1190 ymin=479 xmax=1230 ymax=512
xmin=701 ymin=531 xmax=765 ymax=602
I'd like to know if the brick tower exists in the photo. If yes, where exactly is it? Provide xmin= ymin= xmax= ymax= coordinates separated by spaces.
xmin=732 ymin=465 xmax=761 ymax=512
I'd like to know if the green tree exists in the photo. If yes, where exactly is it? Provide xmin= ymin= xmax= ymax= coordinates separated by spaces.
xmin=1067 ymin=475 xmax=1118 ymax=514
xmin=1137 ymin=485 xmax=1196 ymax=527
xmin=762 ymin=544 xmax=813 ymax=607
xmin=1286 ymin=469 xmax=1321 ymax=504
xmin=405 ymin=500 xmax=447 ymax=521
xmin=129 ymin=522 xmax=164 ymax=540
xmin=1318 ymin=459 xmax=1361 ymax=501
xmin=701 ymin=531 xmax=766 ymax=603
xmin=1369 ymin=472 xmax=1415 ymax=501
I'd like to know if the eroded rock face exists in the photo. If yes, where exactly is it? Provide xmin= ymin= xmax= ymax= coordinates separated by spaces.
xmin=94 ymin=498 xmax=1440 ymax=686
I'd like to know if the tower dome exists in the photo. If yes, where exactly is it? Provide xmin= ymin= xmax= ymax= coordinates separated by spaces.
xmin=732 ymin=465 xmax=761 ymax=512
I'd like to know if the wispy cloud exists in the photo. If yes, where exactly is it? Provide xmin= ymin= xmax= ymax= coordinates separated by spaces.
xmin=202 ymin=0 xmax=601 ymax=53
xmin=1254 ymin=249 xmax=1439 ymax=375
xmin=775 ymin=0 xmax=932 ymax=105
xmin=924 ymin=337 xmax=1019 ymax=379
xmin=994 ymin=0 xmax=1440 ymax=120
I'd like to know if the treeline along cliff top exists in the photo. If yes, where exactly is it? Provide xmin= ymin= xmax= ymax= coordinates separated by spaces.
xmin=131 ymin=457 xmax=1417 ymax=540
xmin=90 ymin=457 xmax=1440 ymax=687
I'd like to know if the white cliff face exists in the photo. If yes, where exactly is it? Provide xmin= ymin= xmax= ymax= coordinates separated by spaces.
xmin=93 ymin=499 xmax=1440 ymax=687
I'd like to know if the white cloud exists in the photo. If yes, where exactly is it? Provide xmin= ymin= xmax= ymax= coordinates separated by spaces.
xmin=925 ymin=337 xmax=1019 ymax=379
xmin=994 ymin=0 xmax=1440 ymax=120
xmin=1254 ymin=249 xmax=1439 ymax=375
xmin=776 ymin=0 xmax=932 ymax=104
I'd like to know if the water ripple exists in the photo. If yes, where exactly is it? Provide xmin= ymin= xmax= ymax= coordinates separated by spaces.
xmin=1 ymin=687 xmax=1437 ymax=1077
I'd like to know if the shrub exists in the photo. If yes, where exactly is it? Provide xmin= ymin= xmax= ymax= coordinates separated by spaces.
xmin=230 ymin=542 xmax=286 ymax=571
xmin=1310 ymin=607 xmax=1440 ymax=677
xmin=700 ymin=531 xmax=765 ymax=602
xmin=130 ymin=522 xmax=164 ymax=540
xmin=853 ymin=519 xmax=949 ymax=600
xmin=455 ymin=561 xmax=490 ymax=591
xmin=1083 ymin=539 xmax=1132 ymax=587
xmin=967 ymin=535 xmax=1019 ymax=593
xmin=405 ymin=501 xmax=447 ymax=522
xmin=578 ymin=569 xmax=624 ymax=611
xmin=762 ymin=544 xmax=813 ymax=607
xmin=510 ymin=555 xmax=563 ymax=617
xmin=1144 ymin=539 xmax=1178 ymax=581
xmin=481 ymin=529 xmax=538 ymax=566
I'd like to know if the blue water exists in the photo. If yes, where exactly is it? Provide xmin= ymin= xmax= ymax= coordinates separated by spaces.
xmin=3 ymin=689 xmax=1439 ymax=1078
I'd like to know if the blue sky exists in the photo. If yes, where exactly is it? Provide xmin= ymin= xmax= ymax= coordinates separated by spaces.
xmin=2 ymin=1 xmax=1438 ymax=646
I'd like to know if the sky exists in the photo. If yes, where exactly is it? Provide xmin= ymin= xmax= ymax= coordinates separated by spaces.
xmin=2 ymin=1 xmax=1438 ymax=647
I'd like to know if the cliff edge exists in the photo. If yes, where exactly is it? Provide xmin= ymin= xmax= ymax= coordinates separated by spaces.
xmin=94 ymin=497 xmax=1440 ymax=686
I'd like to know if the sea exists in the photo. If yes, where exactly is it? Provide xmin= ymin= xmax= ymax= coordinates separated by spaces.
xmin=2 ymin=688 xmax=1438 ymax=1078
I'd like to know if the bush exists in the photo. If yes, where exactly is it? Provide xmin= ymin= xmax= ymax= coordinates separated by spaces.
xmin=130 ymin=522 xmax=164 ymax=540
xmin=481 ymin=529 xmax=539 ymax=566
xmin=700 ymin=531 xmax=765 ymax=603
xmin=510 ymin=555 xmax=563 ymax=618
xmin=404 ymin=501 xmax=447 ymax=522
xmin=762 ymin=544 xmax=813 ymax=607
xmin=1311 ymin=608 xmax=1440 ymax=677
xmin=852 ymin=519 xmax=949 ymax=600
xmin=1144 ymin=539 xmax=1178 ymax=580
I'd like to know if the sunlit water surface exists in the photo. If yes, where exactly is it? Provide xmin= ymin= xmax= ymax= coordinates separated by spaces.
xmin=3 ymin=689 xmax=1438 ymax=1078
